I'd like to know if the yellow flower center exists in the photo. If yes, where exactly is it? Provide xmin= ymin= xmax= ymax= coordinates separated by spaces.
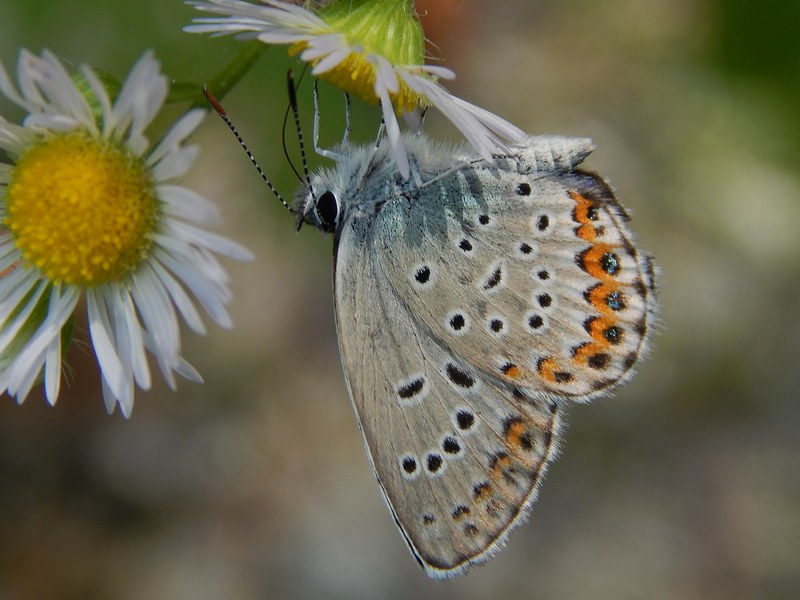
xmin=5 ymin=132 xmax=159 ymax=286
xmin=297 ymin=46 xmax=426 ymax=113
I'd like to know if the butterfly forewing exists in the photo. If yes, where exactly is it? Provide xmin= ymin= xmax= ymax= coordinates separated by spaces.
xmin=374 ymin=146 xmax=655 ymax=401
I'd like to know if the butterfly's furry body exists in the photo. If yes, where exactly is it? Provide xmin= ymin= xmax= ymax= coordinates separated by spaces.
xmin=296 ymin=134 xmax=656 ymax=578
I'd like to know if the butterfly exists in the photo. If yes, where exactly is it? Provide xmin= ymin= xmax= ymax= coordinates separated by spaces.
xmin=293 ymin=132 xmax=657 ymax=577
xmin=205 ymin=87 xmax=656 ymax=578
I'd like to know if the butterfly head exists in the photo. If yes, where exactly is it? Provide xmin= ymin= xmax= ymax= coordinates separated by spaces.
xmin=293 ymin=172 xmax=344 ymax=234
xmin=292 ymin=145 xmax=376 ymax=234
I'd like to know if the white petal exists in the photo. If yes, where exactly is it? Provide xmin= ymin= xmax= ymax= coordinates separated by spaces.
xmin=373 ymin=55 xmax=399 ymax=94
xmin=377 ymin=88 xmax=409 ymax=179
xmin=43 ymin=289 xmax=64 ymax=405
xmin=101 ymin=378 xmax=133 ymax=417
xmin=0 ymin=57 xmax=31 ymax=111
xmin=162 ymin=220 xmax=254 ymax=261
xmin=261 ymin=0 xmax=331 ymax=28
xmin=5 ymin=285 xmax=78 ymax=400
xmin=129 ymin=264 xmax=181 ymax=364
xmin=188 ymin=0 xmax=329 ymax=32
xmin=185 ymin=21 xmax=262 ymax=35
xmin=156 ymin=184 xmax=222 ymax=226
xmin=150 ymin=259 xmax=206 ymax=335
xmin=0 ymin=279 xmax=47 ymax=364
xmin=147 ymin=109 xmax=205 ymax=170
xmin=256 ymin=31 xmax=314 ymax=44
xmin=154 ymin=233 xmax=230 ymax=287
xmin=397 ymin=71 xmax=525 ymax=159
xmin=154 ymin=247 xmax=232 ymax=328
xmin=150 ymin=145 xmax=199 ymax=182
xmin=31 ymin=50 xmax=97 ymax=132
xmin=16 ymin=50 xmax=49 ymax=109
xmin=23 ymin=113 xmax=81 ymax=132
xmin=80 ymin=64 xmax=114 ymax=138
xmin=105 ymin=284 xmax=151 ymax=391
xmin=87 ymin=289 xmax=129 ymax=404
xmin=301 ymin=33 xmax=349 ymax=62
xmin=173 ymin=355 xmax=203 ymax=384
xmin=100 ymin=379 xmax=116 ymax=415
xmin=0 ymin=259 xmax=34 ymax=304
xmin=310 ymin=46 xmax=353 ymax=76
xmin=142 ymin=331 xmax=177 ymax=390
xmin=0 ymin=250 xmax=22 ymax=273
xmin=110 ymin=51 xmax=167 ymax=151
xmin=414 ymin=64 xmax=456 ymax=80
xmin=0 ymin=121 xmax=38 ymax=155
xmin=0 ymin=272 xmax=44 ymax=341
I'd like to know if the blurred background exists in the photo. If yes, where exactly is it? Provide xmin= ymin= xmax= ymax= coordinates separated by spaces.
xmin=1 ymin=1 xmax=798 ymax=598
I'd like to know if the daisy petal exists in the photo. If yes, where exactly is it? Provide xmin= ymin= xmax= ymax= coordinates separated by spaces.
xmin=377 ymin=88 xmax=409 ymax=179
xmin=106 ymin=284 xmax=151 ymax=391
xmin=147 ymin=109 xmax=205 ymax=168
xmin=87 ymin=290 xmax=129 ymax=405
xmin=157 ymin=184 xmax=222 ymax=226
xmin=310 ymin=46 xmax=353 ymax=76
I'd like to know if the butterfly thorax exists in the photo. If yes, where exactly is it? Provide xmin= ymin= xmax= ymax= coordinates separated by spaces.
xmin=294 ymin=133 xmax=601 ymax=238
xmin=294 ymin=134 xmax=484 ymax=235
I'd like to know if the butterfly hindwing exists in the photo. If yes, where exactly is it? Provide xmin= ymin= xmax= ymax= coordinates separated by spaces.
xmin=334 ymin=211 xmax=562 ymax=577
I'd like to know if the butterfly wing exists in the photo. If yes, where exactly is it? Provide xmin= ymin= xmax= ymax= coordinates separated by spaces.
xmin=333 ymin=136 xmax=655 ymax=577
xmin=376 ymin=136 xmax=656 ymax=401
xmin=334 ymin=214 xmax=561 ymax=578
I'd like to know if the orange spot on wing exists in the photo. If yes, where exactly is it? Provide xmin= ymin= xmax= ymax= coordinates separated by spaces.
xmin=585 ymin=315 xmax=616 ymax=347
xmin=490 ymin=453 xmax=513 ymax=482
xmin=588 ymin=282 xmax=620 ymax=314
xmin=506 ymin=420 xmax=526 ymax=444
xmin=570 ymin=191 xmax=596 ymax=223
xmin=473 ymin=482 xmax=493 ymax=499
xmin=572 ymin=342 xmax=601 ymax=365
xmin=576 ymin=223 xmax=597 ymax=241
xmin=537 ymin=357 xmax=557 ymax=382
xmin=579 ymin=243 xmax=618 ymax=280
xmin=500 ymin=363 xmax=525 ymax=380
xmin=536 ymin=357 xmax=573 ymax=383
xmin=570 ymin=191 xmax=600 ymax=241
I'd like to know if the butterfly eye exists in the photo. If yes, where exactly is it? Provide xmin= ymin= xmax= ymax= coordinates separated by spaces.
xmin=315 ymin=190 xmax=339 ymax=233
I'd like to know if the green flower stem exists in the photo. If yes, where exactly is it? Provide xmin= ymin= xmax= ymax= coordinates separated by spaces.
xmin=169 ymin=40 xmax=267 ymax=108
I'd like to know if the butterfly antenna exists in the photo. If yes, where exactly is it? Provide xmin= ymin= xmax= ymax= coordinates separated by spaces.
xmin=203 ymin=86 xmax=290 ymax=211
xmin=285 ymin=70 xmax=314 ymax=198
xmin=281 ymin=70 xmax=306 ymax=184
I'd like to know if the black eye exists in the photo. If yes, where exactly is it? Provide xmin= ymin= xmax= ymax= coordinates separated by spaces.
xmin=316 ymin=190 xmax=339 ymax=233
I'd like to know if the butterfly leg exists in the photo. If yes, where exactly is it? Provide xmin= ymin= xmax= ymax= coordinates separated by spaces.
xmin=312 ymin=79 xmax=346 ymax=160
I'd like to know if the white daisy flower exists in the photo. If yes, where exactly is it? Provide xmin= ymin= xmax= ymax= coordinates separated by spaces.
xmin=185 ymin=0 xmax=526 ymax=178
xmin=0 ymin=49 xmax=253 ymax=417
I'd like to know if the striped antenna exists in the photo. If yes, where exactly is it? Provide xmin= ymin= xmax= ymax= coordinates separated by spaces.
xmin=285 ymin=71 xmax=313 ymax=197
xmin=203 ymin=86 xmax=291 ymax=211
